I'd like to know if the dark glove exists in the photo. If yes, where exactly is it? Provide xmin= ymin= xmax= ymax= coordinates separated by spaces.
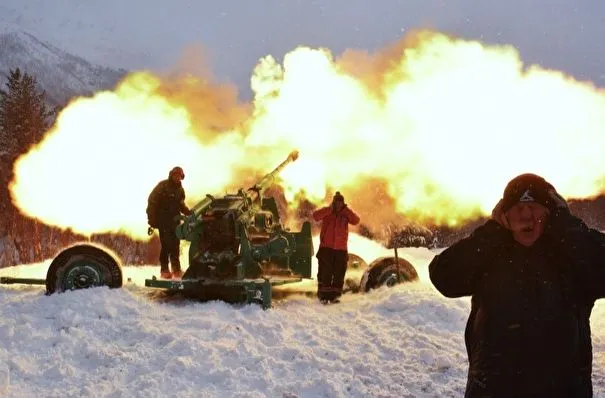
xmin=491 ymin=199 xmax=510 ymax=229
xmin=547 ymin=188 xmax=568 ymax=212
xmin=545 ymin=189 xmax=574 ymax=239
xmin=148 ymin=216 xmax=158 ymax=228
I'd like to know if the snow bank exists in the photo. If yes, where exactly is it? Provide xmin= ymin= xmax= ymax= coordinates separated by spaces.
xmin=1 ymin=239 xmax=605 ymax=397
xmin=0 ymin=280 xmax=473 ymax=397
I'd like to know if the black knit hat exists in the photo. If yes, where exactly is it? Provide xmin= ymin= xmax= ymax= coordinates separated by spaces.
xmin=333 ymin=191 xmax=344 ymax=202
xmin=501 ymin=173 xmax=556 ymax=213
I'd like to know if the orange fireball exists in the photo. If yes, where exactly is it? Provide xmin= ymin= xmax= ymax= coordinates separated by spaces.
xmin=9 ymin=30 xmax=605 ymax=241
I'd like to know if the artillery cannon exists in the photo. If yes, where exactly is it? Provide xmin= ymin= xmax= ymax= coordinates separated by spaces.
xmin=143 ymin=150 xmax=314 ymax=307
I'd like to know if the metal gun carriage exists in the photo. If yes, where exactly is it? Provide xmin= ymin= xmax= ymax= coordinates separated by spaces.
xmin=144 ymin=150 xmax=315 ymax=308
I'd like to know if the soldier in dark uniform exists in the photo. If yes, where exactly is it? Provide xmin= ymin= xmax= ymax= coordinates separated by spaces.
xmin=147 ymin=166 xmax=192 ymax=279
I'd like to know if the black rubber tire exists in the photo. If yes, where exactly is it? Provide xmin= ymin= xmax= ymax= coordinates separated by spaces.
xmin=359 ymin=256 xmax=418 ymax=292
xmin=45 ymin=243 xmax=123 ymax=294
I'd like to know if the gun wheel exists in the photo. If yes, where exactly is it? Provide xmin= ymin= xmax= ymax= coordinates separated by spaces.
xmin=46 ymin=244 xmax=123 ymax=294
xmin=359 ymin=256 xmax=418 ymax=293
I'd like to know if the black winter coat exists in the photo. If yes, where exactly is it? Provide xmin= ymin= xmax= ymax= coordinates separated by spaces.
xmin=429 ymin=210 xmax=605 ymax=397
xmin=146 ymin=179 xmax=189 ymax=229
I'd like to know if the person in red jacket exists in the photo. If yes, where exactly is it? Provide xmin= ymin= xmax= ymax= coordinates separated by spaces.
xmin=312 ymin=191 xmax=360 ymax=304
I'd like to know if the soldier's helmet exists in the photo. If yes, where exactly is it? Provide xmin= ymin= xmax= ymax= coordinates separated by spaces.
xmin=169 ymin=166 xmax=185 ymax=180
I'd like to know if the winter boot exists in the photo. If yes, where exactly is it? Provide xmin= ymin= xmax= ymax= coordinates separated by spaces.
xmin=172 ymin=269 xmax=183 ymax=280
xmin=160 ymin=271 xmax=172 ymax=279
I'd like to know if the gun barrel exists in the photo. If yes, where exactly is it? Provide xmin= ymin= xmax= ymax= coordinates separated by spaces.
xmin=188 ymin=150 xmax=298 ymax=219
xmin=253 ymin=150 xmax=299 ymax=191
xmin=191 ymin=194 xmax=215 ymax=216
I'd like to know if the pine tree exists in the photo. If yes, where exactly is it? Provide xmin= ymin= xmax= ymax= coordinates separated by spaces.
xmin=0 ymin=68 xmax=55 ymax=265
xmin=0 ymin=68 xmax=55 ymax=155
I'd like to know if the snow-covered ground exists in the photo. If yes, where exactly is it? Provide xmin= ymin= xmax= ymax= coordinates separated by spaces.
xmin=1 ymin=235 xmax=605 ymax=397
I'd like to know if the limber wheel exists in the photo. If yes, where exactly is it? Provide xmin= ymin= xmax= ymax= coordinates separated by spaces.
xmin=45 ymin=243 xmax=123 ymax=295
xmin=359 ymin=256 xmax=418 ymax=293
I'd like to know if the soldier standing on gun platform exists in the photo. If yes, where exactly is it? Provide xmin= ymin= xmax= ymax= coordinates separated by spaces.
xmin=312 ymin=191 xmax=360 ymax=304
xmin=147 ymin=166 xmax=192 ymax=279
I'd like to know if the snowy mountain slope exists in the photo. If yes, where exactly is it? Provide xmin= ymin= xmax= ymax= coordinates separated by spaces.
xmin=0 ymin=28 xmax=127 ymax=107
xmin=1 ymin=241 xmax=605 ymax=397
xmin=0 ymin=0 xmax=206 ymax=70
